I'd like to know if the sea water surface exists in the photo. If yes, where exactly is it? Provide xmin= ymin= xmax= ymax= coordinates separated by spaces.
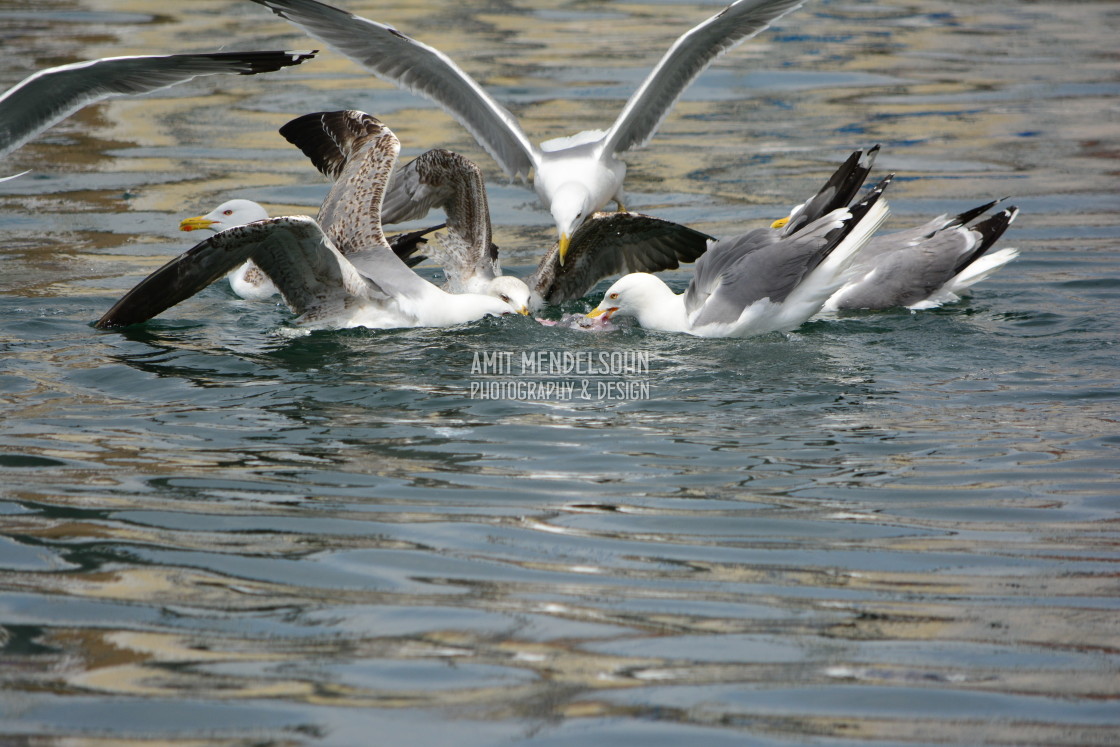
xmin=1 ymin=1 xmax=1118 ymax=745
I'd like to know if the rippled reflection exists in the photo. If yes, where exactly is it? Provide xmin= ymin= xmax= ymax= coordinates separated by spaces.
xmin=2 ymin=0 xmax=1119 ymax=745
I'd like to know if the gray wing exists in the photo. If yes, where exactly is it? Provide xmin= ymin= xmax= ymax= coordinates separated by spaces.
xmin=687 ymin=176 xmax=891 ymax=325
xmin=857 ymin=198 xmax=1005 ymax=264
xmin=599 ymin=0 xmax=802 ymax=158
xmin=833 ymin=235 xmax=969 ymax=310
xmin=833 ymin=203 xmax=1018 ymax=310
xmin=279 ymin=110 xmax=400 ymax=258
xmin=250 ymin=0 xmax=538 ymax=179
xmin=529 ymin=211 xmax=714 ymax=304
xmin=0 ymin=50 xmax=316 ymax=157
xmin=379 ymin=149 xmax=496 ymax=290
xmin=94 ymin=216 xmax=378 ymax=328
xmin=683 ymin=228 xmax=786 ymax=323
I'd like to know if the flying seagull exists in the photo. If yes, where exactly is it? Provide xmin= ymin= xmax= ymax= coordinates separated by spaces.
xmin=0 ymin=50 xmax=316 ymax=159
xmin=96 ymin=112 xmax=525 ymax=330
xmin=247 ymin=0 xmax=802 ymax=261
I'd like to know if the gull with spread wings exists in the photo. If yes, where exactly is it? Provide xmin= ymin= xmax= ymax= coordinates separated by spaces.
xmin=248 ymin=0 xmax=802 ymax=262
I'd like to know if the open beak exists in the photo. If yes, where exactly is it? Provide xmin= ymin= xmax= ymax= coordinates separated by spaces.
xmin=586 ymin=306 xmax=615 ymax=320
xmin=770 ymin=215 xmax=790 ymax=229
xmin=558 ymin=233 xmax=570 ymax=266
xmin=179 ymin=215 xmax=216 ymax=232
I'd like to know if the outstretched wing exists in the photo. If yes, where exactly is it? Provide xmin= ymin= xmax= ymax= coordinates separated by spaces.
xmin=250 ymin=0 xmax=538 ymax=178
xmin=599 ymin=0 xmax=802 ymax=158
xmin=279 ymin=109 xmax=400 ymax=258
xmin=94 ymin=216 xmax=384 ymax=329
xmin=0 ymin=50 xmax=315 ymax=157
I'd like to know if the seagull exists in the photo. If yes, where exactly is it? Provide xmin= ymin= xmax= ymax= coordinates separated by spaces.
xmin=378 ymin=138 xmax=713 ymax=309
xmin=95 ymin=112 xmax=524 ymax=330
xmin=768 ymin=146 xmax=1021 ymax=311
xmin=823 ymin=202 xmax=1020 ymax=311
xmin=281 ymin=116 xmax=529 ymax=311
xmin=586 ymin=177 xmax=893 ymax=337
xmin=247 ymin=0 xmax=802 ymax=261
xmin=178 ymin=197 xmax=441 ymax=301
xmin=178 ymin=199 xmax=280 ymax=300
xmin=0 ymin=50 xmax=316 ymax=159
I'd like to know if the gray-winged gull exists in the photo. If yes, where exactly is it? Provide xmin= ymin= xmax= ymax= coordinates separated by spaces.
xmin=0 ymin=50 xmax=316 ymax=161
xmin=823 ymin=203 xmax=1019 ymax=311
xmin=95 ymin=112 xmax=522 ymax=330
xmin=247 ymin=0 xmax=802 ymax=262
xmin=769 ymin=146 xmax=1021 ymax=311
xmin=586 ymin=178 xmax=893 ymax=337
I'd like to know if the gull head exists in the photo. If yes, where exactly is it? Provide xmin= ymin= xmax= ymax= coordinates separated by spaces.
xmin=486 ymin=275 xmax=533 ymax=315
xmin=180 ymin=199 xmax=269 ymax=232
xmin=550 ymin=183 xmax=593 ymax=266
xmin=587 ymin=273 xmax=686 ymax=332
xmin=587 ymin=273 xmax=665 ymax=321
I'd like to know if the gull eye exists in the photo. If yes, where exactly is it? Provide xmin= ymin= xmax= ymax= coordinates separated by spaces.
xmin=223 ymin=210 xmax=233 ymax=216
xmin=500 ymin=294 xmax=510 ymax=303
xmin=609 ymin=292 xmax=619 ymax=300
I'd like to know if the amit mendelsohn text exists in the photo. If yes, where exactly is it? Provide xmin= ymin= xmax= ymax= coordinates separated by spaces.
xmin=471 ymin=350 xmax=651 ymax=376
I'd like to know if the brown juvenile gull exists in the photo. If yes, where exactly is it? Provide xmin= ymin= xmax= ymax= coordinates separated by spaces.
xmin=96 ymin=112 xmax=522 ymax=330
xmin=281 ymin=118 xmax=529 ymax=312
xmin=378 ymin=140 xmax=712 ymax=309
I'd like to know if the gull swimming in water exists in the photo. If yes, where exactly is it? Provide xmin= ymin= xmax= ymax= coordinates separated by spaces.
xmin=0 ymin=50 xmax=316 ymax=161
xmin=247 ymin=0 xmax=802 ymax=261
xmin=178 ymin=197 xmax=440 ymax=301
xmin=821 ymin=199 xmax=1020 ymax=311
xmin=586 ymin=177 xmax=893 ymax=337
xmin=280 ymin=115 xmax=530 ymax=312
xmin=96 ymin=112 xmax=523 ymax=330
xmin=768 ymin=146 xmax=1021 ymax=311
xmin=378 ymin=139 xmax=713 ymax=309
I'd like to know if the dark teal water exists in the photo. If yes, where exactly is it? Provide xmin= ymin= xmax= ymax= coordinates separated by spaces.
xmin=1 ymin=1 xmax=1118 ymax=745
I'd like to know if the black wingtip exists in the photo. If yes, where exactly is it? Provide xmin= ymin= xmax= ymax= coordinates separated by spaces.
xmin=816 ymin=173 xmax=892 ymax=254
xmin=216 ymin=49 xmax=318 ymax=75
xmin=951 ymin=206 xmax=1019 ymax=276
xmin=280 ymin=110 xmax=388 ymax=181
xmin=387 ymin=223 xmax=445 ymax=262
xmin=785 ymin=145 xmax=880 ymax=234
xmin=948 ymin=197 xmax=1004 ymax=228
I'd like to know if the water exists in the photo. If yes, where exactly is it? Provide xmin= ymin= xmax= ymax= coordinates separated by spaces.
xmin=1 ymin=0 xmax=1118 ymax=744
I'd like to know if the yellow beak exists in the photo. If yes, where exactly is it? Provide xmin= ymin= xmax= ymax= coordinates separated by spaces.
xmin=586 ymin=306 xmax=614 ymax=319
xmin=770 ymin=215 xmax=790 ymax=229
xmin=558 ymin=233 xmax=570 ymax=266
xmin=517 ymin=305 xmax=530 ymax=316
xmin=179 ymin=215 xmax=216 ymax=232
